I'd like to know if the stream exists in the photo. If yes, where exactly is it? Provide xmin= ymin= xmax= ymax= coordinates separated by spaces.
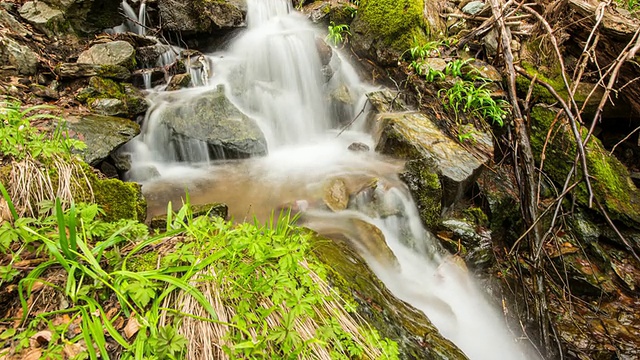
xmin=121 ymin=0 xmax=534 ymax=358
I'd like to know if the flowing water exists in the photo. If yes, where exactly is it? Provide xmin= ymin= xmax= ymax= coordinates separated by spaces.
xmin=125 ymin=1 xmax=535 ymax=358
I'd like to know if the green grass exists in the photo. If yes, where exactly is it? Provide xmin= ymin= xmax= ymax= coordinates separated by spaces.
xmin=439 ymin=80 xmax=510 ymax=127
xmin=326 ymin=22 xmax=351 ymax=46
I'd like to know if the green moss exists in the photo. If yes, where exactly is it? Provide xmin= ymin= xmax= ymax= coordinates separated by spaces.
xmin=76 ymin=77 xmax=147 ymax=117
xmin=358 ymin=0 xmax=428 ymax=51
xmin=530 ymin=105 xmax=640 ymax=226
xmin=463 ymin=207 xmax=488 ymax=226
xmin=127 ymin=251 xmax=159 ymax=272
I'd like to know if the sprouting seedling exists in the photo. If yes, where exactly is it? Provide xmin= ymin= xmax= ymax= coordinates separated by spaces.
xmin=326 ymin=22 xmax=351 ymax=46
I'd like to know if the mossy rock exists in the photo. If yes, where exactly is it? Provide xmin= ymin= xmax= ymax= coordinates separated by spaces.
xmin=351 ymin=0 xmax=430 ymax=66
xmin=400 ymin=159 xmax=442 ymax=229
xmin=76 ymin=77 xmax=148 ymax=118
xmin=88 ymin=173 xmax=147 ymax=223
xmin=530 ymin=105 xmax=640 ymax=229
xmin=311 ymin=234 xmax=468 ymax=359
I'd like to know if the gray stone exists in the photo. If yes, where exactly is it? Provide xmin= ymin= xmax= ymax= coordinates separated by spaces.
xmin=315 ymin=37 xmax=332 ymax=66
xmin=77 ymin=41 xmax=136 ymax=69
xmin=301 ymin=1 xmax=331 ymax=23
xmin=55 ymin=63 xmax=131 ymax=80
xmin=374 ymin=111 xmax=491 ymax=208
xmin=0 ymin=34 xmax=38 ymax=75
xmin=63 ymin=114 xmax=140 ymax=166
xmin=127 ymin=165 xmax=161 ymax=183
xmin=348 ymin=142 xmax=370 ymax=152
xmin=462 ymin=59 xmax=502 ymax=81
xmin=19 ymin=1 xmax=70 ymax=38
xmin=41 ymin=0 xmax=122 ymax=35
xmin=29 ymin=84 xmax=59 ymax=99
xmin=0 ymin=7 xmax=31 ymax=36
xmin=90 ymin=98 xmax=128 ymax=117
xmin=420 ymin=58 xmax=447 ymax=73
xmin=166 ymin=73 xmax=192 ymax=91
xmin=136 ymin=44 xmax=173 ymax=67
xmin=158 ymin=0 xmax=247 ymax=34
xmin=461 ymin=1 xmax=486 ymax=15
xmin=158 ymin=85 xmax=267 ymax=160
xmin=323 ymin=178 xmax=349 ymax=212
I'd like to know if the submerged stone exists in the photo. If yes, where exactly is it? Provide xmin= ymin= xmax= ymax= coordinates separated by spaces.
xmin=323 ymin=177 xmax=349 ymax=212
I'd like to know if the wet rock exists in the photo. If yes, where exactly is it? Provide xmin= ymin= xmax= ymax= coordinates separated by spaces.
xmin=323 ymin=178 xmax=349 ymax=211
xmin=166 ymin=73 xmax=192 ymax=91
xmin=321 ymin=65 xmax=334 ymax=82
xmin=312 ymin=234 xmax=467 ymax=359
xmin=365 ymin=89 xmax=408 ymax=115
xmin=41 ymin=0 xmax=122 ymax=35
xmin=301 ymin=1 xmax=331 ymax=23
xmin=374 ymin=111 xmax=490 ymax=209
xmin=112 ymin=32 xmax=158 ymax=48
xmin=441 ymin=218 xmax=493 ymax=269
xmin=111 ymin=151 xmax=132 ymax=172
xmin=352 ymin=219 xmax=400 ymax=268
xmin=158 ymin=85 xmax=267 ymax=160
xmin=19 ymin=1 xmax=70 ymax=38
xmin=127 ymin=165 xmax=161 ymax=183
xmin=136 ymin=44 xmax=173 ymax=67
xmin=330 ymin=84 xmax=354 ymax=124
xmin=400 ymin=159 xmax=442 ymax=229
xmin=0 ymin=34 xmax=38 ymax=75
xmin=315 ymin=37 xmax=332 ymax=66
xmin=55 ymin=63 xmax=131 ymax=80
xmin=348 ymin=142 xmax=370 ymax=152
xmin=530 ymin=105 xmax=640 ymax=229
xmin=77 ymin=41 xmax=136 ymax=69
xmin=63 ymin=114 xmax=140 ymax=166
xmin=158 ymin=0 xmax=247 ymax=34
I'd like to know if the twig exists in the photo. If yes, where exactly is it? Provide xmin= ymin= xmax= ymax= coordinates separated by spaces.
xmin=610 ymin=126 xmax=640 ymax=155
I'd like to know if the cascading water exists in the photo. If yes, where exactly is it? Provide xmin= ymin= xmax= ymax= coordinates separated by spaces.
xmin=126 ymin=1 xmax=535 ymax=358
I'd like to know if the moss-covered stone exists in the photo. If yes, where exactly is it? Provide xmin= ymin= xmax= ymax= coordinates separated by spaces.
xmin=351 ymin=0 xmax=429 ymax=65
xmin=400 ymin=159 xmax=442 ymax=229
xmin=76 ymin=77 xmax=148 ymax=118
xmin=530 ymin=105 xmax=640 ymax=228
xmin=127 ymin=251 xmax=159 ymax=272
xmin=89 ymin=174 xmax=147 ymax=223
xmin=311 ymin=234 xmax=467 ymax=360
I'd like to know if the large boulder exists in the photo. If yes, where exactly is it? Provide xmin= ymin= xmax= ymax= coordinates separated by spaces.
xmin=19 ymin=1 xmax=71 ymax=38
xmin=530 ymin=105 xmax=640 ymax=229
xmin=158 ymin=0 xmax=247 ymax=34
xmin=63 ymin=114 xmax=140 ymax=166
xmin=77 ymin=41 xmax=136 ymax=69
xmin=157 ymin=86 xmax=267 ymax=160
xmin=39 ymin=0 xmax=122 ymax=35
xmin=351 ymin=0 xmax=437 ymax=66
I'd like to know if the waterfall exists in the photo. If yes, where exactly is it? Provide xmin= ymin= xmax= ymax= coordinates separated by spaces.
xmin=127 ymin=0 xmax=534 ymax=358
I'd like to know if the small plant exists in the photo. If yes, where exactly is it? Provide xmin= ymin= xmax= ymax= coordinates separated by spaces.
xmin=0 ymin=99 xmax=85 ymax=161
xmin=444 ymin=58 xmax=474 ymax=78
xmin=326 ymin=22 xmax=350 ymax=46
xmin=439 ymin=80 xmax=510 ymax=126
xmin=405 ymin=37 xmax=443 ymax=60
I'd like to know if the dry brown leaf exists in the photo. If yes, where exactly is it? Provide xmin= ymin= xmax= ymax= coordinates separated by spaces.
xmin=105 ymin=307 xmax=118 ymax=320
xmin=30 ymin=330 xmax=52 ymax=347
xmin=124 ymin=317 xmax=141 ymax=339
xmin=113 ymin=316 xmax=124 ymax=330
xmin=63 ymin=343 xmax=85 ymax=358
xmin=22 ymin=349 xmax=42 ymax=360
xmin=52 ymin=314 xmax=71 ymax=327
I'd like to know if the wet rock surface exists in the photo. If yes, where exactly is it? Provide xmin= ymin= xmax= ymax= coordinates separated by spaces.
xmin=158 ymin=0 xmax=247 ymax=34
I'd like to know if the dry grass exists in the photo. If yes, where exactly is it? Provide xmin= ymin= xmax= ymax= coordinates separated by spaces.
xmin=7 ymin=155 xmax=92 ymax=217
xmin=159 ymin=259 xmax=384 ymax=360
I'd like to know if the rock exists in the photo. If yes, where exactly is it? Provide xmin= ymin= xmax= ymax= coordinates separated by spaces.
xmin=40 ymin=0 xmax=122 ymax=35
xmin=158 ymin=0 xmax=247 ymax=34
xmin=128 ymin=165 xmax=161 ymax=183
xmin=0 ymin=7 xmax=31 ymax=36
xmin=136 ymin=44 xmax=173 ymax=67
xmin=157 ymin=85 xmax=267 ymax=160
xmin=77 ymin=41 xmax=136 ymax=69
xmin=55 ymin=63 xmax=131 ymax=80
xmin=348 ymin=142 xmax=370 ymax=152
xmin=63 ymin=114 xmax=140 ymax=166
xmin=462 ymin=59 xmax=502 ymax=81
xmin=19 ymin=1 xmax=70 ymax=38
xmin=29 ymin=84 xmax=59 ymax=99
xmin=365 ymin=89 xmax=408 ymax=114
xmin=420 ymin=58 xmax=447 ymax=73
xmin=461 ymin=1 xmax=487 ymax=15
xmin=530 ymin=105 xmax=640 ymax=229
xmin=166 ymin=73 xmax=192 ymax=91
xmin=76 ymin=77 xmax=148 ymax=118
xmin=312 ymin=234 xmax=467 ymax=359
xmin=0 ymin=34 xmax=39 ymax=75
xmin=323 ymin=178 xmax=349 ymax=211
xmin=301 ymin=1 xmax=331 ymax=23
xmin=315 ymin=37 xmax=332 ymax=66
xmin=89 ymin=98 xmax=127 ymax=117
xmin=374 ymin=111 xmax=490 ymax=209
xmin=400 ymin=159 xmax=442 ymax=229
xmin=112 ymin=32 xmax=158 ymax=48
xmin=441 ymin=218 xmax=493 ymax=269
xmin=351 ymin=0 xmax=441 ymax=66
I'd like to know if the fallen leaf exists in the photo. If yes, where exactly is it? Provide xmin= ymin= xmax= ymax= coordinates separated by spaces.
xmin=124 ymin=317 xmax=141 ymax=339
xmin=52 ymin=314 xmax=71 ymax=327
xmin=63 ymin=343 xmax=85 ymax=358
xmin=30 ymin=330 xmax=52 ymax=347
xmin=22 ymin=349 xmax=42 ymax=360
